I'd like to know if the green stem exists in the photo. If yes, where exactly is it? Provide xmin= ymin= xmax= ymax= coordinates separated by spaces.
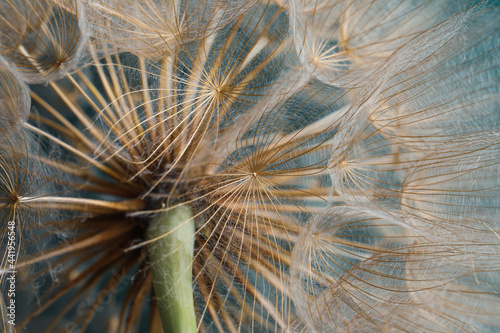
xmin=147 ymin=204 xmax=197 ymax=333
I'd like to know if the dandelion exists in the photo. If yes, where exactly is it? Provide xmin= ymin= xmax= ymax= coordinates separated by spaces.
xmin=0 ymin=0 xmax=86 ymax=82
xmin=1 ymin=0 xmax=500 ymax=332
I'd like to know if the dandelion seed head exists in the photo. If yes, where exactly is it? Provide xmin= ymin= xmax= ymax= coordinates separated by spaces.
xmin=1 ymin=0 xmax=500 ymax=332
